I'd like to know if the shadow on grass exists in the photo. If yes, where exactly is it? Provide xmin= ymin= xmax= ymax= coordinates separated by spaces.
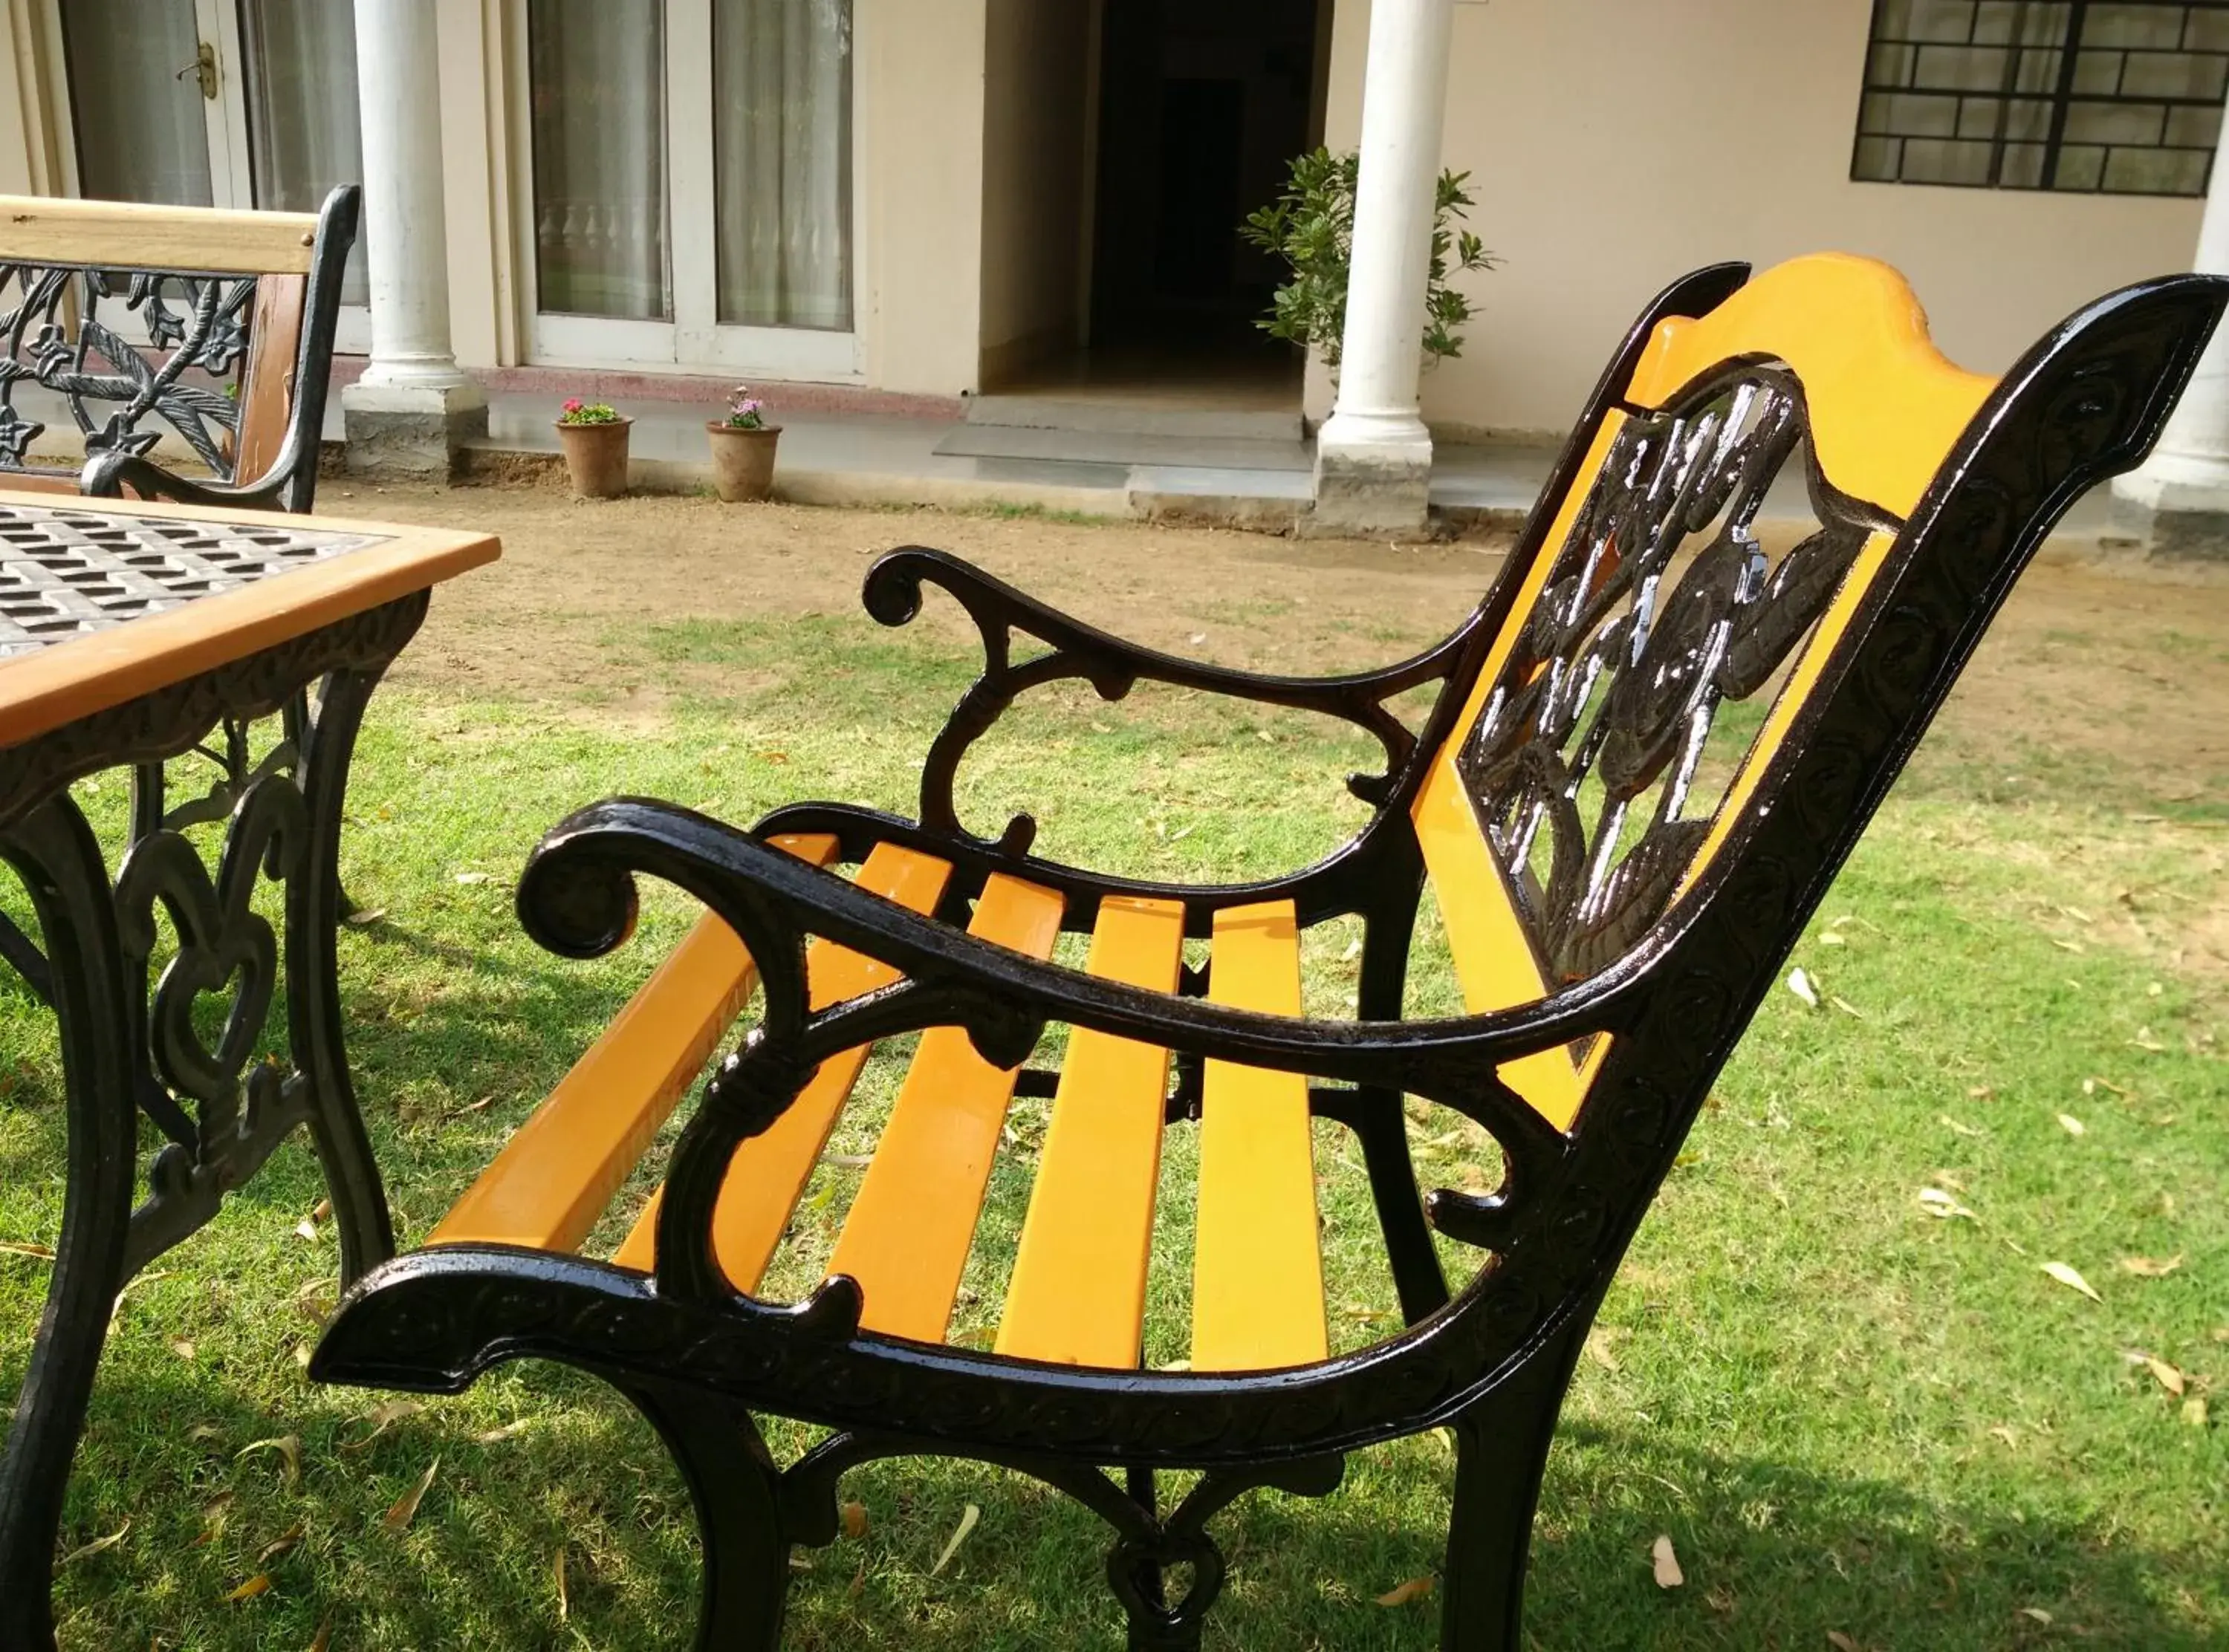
xmin=48 ymin=1354 xmax=2219 ymax=1651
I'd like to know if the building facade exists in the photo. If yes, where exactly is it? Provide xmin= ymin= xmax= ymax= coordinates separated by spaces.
xmin=0 ymin=0 xmax=2218 ymax=443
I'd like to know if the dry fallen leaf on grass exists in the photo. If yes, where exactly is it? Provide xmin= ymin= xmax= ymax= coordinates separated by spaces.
xmin=169 ymin=1339 xmax=196 ymax=1361
xmin=2041 ymin=1261 xmax=2102 ymax=1302
xmin=225 ymin=1573 xmax=271 ymax=1603
xmin=309 ymin=1610 xmax=335 ymax=1651
xmin=2119 ymin=1255 xmax=2184 ymax=1278
xmin=2057 ymin=1113 xmax=2086 ymax=1137
xmin=192 ymin=1492 xmax=234 ymax=1547
xmin=1938 ymin=1114 xmax=1983 ymax=1138
xmin=2019 ymin=1606 xmax=2053 ymax=1624
xmin=1785 ymin=968 xmax=1819 ymax=1009
xmin=0 ymin=1240 xmax=55 ymax=1261
xmin=930 ymin=1503 xmax=980 ymax=1576
xmin=841 ymin=1499 xmax=869 ymax=1540
xmin=1827 ymin=1633 xmax=1862 ymax=1652
xmin=341 ymin=1399 xmax=425 ymax=1454
xmin=236 ymin=1435 xmax=302 ymax=1489
xmin=2144 ymin=1358 xmax=2187 ymax=1396
xmin=554 ymin=1544 xmax=569 ymax=1622
xmin=1651 ymin=1534 xmax=1684 ymax=1588
xmin=342 ymin=906 xmax=388 ymax=926
xmin=452 ymin=870 xmax=493 ymax=885
xmin=58 ymin=1519 xmax=129 ymax=1567
xmin=1583 ymin=1330 xmax=1621 ymax=1373
xmin=1917 ymin=1187 xmax=1976 ymax=1221
xmin=2183 ymin=1397 xmax=2210 ymax=1428
xmin=381 ymin=1458 xmax=439 ymax=1534
xmin=1375 ymin=1575 xmax=1435 ymax=1607
xmin=255 ymin=1519 xmax=306 ymax=1566
xmin=1988 ymin=1425 xmax=2019 ymax=1446
xmin=473 ymin=1419 xmax=533 ymax=1445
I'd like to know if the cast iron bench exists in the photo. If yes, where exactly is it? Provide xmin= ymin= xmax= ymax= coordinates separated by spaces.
xmin=313 ymin=255 xmax=2223 ymax=1650
xmin=0 ymin=186 xmax=360 ymax=998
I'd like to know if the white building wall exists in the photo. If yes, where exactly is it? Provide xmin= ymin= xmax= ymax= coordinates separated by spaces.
xmin=1326 ymin=0 xmax=2208 ymax=438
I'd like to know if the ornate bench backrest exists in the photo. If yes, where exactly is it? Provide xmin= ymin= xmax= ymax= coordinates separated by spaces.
xmin=1407 ymin=255 xmax=2219 ymax=1134
xmin=0 ymin=188 xmax=359 ymax=511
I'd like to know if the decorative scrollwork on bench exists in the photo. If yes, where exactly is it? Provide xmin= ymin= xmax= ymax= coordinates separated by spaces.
xmin=1457 ymin=365 xmax=1901 ymax=984
xmin=864 ymin=547 xmax=1468 ymax=855
xmin=0 ymin=262 xmax=256 ymax=480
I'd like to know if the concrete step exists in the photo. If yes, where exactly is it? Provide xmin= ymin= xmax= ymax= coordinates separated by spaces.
xmin=962 ymin=394 xmax=1305 ymax=443
xmin=933 ymin=423 xmax=1311 ymax=472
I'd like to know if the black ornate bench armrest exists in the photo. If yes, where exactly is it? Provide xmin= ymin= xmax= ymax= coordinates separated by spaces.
xmin=862 ymin=547 xmax=1470 ymax=851
xmin=78 ymin=447 xmax=297 ymax=513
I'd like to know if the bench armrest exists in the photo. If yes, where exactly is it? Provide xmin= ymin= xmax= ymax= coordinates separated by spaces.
xmin=79 ymin=446 xmax=298 ymax=514
xmin=521 ymin=796 xmax=1615 ymax=1263
xmin=862 ymin=547 xmax=1468 ymax=852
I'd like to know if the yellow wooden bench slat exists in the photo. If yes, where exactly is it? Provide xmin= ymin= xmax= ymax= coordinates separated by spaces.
xmin=826 ymin=874 xmax=1067 ymax=1344
xmin=428 ymin=833 xmax=840 ymax=1254
xmin=609 ymin=843 xmax=953 ymax=1278
xmin=994 ymin=896 xmax=1186 ymax=1369
xmin=1190 ymin=901 xmax=1327 ymax=1373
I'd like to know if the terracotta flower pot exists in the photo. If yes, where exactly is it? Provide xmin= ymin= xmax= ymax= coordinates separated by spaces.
xmin=555 ymin=417 xmax=632 ymax=498
xmin=706 ymin=422 xmax=782 ymax=503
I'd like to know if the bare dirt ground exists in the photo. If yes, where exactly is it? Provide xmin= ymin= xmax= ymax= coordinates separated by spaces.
xmin=340 ymin=480 xmax=2229 ymax=816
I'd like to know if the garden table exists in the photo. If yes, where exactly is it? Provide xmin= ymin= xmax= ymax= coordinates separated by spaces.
xmin=0 ymin=490 xmax=496 ymax=1650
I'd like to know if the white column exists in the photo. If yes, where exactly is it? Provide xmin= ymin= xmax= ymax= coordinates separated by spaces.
xmin=2112 ymin=79 xmax=2229 ymax=549
xmin=342 ymin=0 xmax=484 ymax=475
xmin=1310 ymin=0 xmax=1456 ymax=537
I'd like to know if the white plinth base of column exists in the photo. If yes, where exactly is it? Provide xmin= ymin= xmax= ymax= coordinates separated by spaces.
xmin=2108 ymin=457 xmax=2229 ymax=559
xmin=341 ymin=377 xmax=488 ymax=481
xmin=1308 ymin=410 xmax=1433 ymax=539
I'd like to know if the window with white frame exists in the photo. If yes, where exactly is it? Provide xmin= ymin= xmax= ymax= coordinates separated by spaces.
xmin=525 ymin=0 xmax=856 ymax=370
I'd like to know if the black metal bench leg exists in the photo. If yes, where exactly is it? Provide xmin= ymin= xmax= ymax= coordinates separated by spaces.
xmin=620 ymin=1379 xmax=794 ymax=1652
xmin=1438 ymin=1314 xmax=1590 ymax=1652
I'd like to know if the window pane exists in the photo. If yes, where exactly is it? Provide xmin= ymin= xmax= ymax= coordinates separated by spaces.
xmin=2015 ymin=47 xmax=2066 ymax=90
xmin=2001 ymin=140 xmax=2048 ymax=183
xmin=2071 ymin=48 xmax=2126 ymax=91
xmin=1916 ymin=43 xmax=2013 ymax=87
xmin=1853 ymin=134 xmax=1903 ymax=178
xmin=1901 ymin=137 xmax=1999 ymax=181
xmin=2051 ymin=143 xmax=2107 ymax=186
xmin=530 ymin=0 xmax=669 ymax=320
xmin=1866 ymin=90 xmax=1962 ymax=134
xmin=2102 ymin=144 xmax=2210 ymax=190
xmin=1868 ymin=41 xmax=1919 ymax=85
xmin=62 ymin=0 xmax=212 ymax=206
xmin=1905 ymin=1 xmax=1982 ymax=43
xmin=2079 ymin=4 xmax=2191 ymax=50
xmin=715 ymin=0 xmax=855 ymax=331
xmin=2063 ymin=99 xmax=2167 ymax=142
xmin=239 ymin=0 xmax=367 ymax=305
xmin=2186 ymin=10 xmax=2229 ymax=51
xmin=2119 ymin=48 xmax=2229 ymax=97
xmin=2165 ymin=101 xmax=2225 ymax=146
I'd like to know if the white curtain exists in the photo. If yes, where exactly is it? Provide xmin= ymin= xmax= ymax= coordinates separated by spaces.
xmin=715 ymin=0 xmax=853 ymax=330
xmin=239 ymin=0 xmax=367 ymax=305
xmin=530 ymin=0 xmax=669 ymax=320
xmin=63 ymin=0 xmax=213 ymax=207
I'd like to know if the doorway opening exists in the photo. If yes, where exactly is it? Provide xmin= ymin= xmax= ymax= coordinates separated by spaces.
xmin=1018 ymin=0 xmax=1327 ymax=412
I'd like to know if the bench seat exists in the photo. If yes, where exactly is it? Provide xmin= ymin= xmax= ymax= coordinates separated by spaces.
xmin=430 ymin=840 xmax=1345 ymax=1372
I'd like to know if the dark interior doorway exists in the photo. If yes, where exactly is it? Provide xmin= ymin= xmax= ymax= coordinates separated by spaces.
xmin=1083 ymin=0 xmax=1327 ymax=396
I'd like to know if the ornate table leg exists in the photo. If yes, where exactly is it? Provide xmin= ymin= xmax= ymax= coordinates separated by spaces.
xmin=0 ymin=798 xmax=138 ymax=1651
xmin=0 ymin=614 xmax=414 ymax=1650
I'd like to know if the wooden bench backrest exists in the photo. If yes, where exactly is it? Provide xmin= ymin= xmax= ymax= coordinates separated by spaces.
xmin=1409 ymin=255 xmax=2008 ymax=1128
xmin=0 ymin=189 xmax=357 ymax=510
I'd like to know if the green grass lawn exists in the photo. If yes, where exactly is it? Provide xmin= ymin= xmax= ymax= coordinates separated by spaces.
xmin=2 ymin=607 xmax=2225 ymax=1651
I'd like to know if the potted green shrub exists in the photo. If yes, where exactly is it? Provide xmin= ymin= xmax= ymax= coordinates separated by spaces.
xmin=706 ymin=386 xmax=780 ymax=503
xmin=1241 ymin=149 xmax=1499 ymax=373
xmin=554 ymin=397 xmax=630 ymax=498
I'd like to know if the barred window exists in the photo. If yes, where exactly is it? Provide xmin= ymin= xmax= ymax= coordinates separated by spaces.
xmin=1854 ymin=1 xmax=2229 ymax=195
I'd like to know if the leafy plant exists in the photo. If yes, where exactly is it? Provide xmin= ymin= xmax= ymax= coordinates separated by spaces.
xmin=723 ymin=386 xmax=769 ymax=430
xmin=1240 ymin=148 xmax=1499 ymax=369
xmin=557 ymin=397 xmax=621 ymax=426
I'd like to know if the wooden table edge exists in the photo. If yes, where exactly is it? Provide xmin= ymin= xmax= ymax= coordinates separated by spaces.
xmin=0 ymin=494 xmax=499 ymax=748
